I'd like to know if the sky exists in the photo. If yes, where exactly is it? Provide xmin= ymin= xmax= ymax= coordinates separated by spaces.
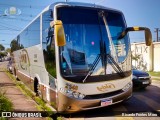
xmin=0 ymin=0 xmax=160 ymax=48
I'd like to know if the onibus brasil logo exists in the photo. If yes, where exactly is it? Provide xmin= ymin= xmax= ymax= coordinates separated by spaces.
xmin=4 ymin=6 xmax=21 ymax=16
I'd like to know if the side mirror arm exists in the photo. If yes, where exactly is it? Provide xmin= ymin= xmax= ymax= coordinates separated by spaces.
xmin=118 ymin=27 xmax=152 ymax=46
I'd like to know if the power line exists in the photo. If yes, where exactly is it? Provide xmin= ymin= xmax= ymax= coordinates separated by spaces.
xmin=0 ymin=24 xmax=21 ymax=31
xmin=95 ymin=0 xmax=105 ymax=4
xmin=0 ymin=17 xmax=32 ymax=22
xmin=0 ymin=21 xmax=22 ymax=30
xmin=0 ymin=3 xmax=45 ymax=9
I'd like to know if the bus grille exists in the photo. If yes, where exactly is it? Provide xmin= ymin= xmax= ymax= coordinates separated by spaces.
xmin=84 ymin=89 xmax=123 ymax=99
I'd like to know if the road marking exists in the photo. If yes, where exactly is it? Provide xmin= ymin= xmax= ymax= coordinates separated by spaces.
xmin=63 ymin=118 xmax=84 ymax=120
xmin=116 ymin=117 xmax=134 ymax=120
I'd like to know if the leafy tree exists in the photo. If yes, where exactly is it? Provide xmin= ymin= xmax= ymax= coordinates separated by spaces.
xmin=5 ymin=48 xmax=11 ymax=53
xmin=0 ymin=52 xmax=6 ymax=57
xmin=0 ymin=44 xmax=5 ymax=51
xmin=10 ymin=40 xmax=19 ymax=52
xmin=132 ymin=54 xmax=140 ymax=61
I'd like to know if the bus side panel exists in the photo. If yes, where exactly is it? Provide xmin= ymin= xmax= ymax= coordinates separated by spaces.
xmin=13 ymin=49 xmax=33 ymax=90
xmin=28 ymin=45 xmax=50 ymax=101
xmin=17 ymin=71 xmax=33 ymax=89
xmin=50 ymin=89 xmax=57 ymax=108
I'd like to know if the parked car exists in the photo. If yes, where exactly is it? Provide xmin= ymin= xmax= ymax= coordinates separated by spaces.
xmin=132 ymin=68 xmax=151 ymax=89
xmin=7 ymin=58 xmax=13 ymax=73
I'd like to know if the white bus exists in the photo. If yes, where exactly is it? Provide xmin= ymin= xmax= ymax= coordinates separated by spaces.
xmin=11 ymin=2 xmax=152 ymax=112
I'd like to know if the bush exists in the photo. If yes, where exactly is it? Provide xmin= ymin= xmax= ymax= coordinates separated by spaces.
xmin=0 ymin=89 xmax=13 ymax=112
xmin=0 ymin=89 xmax=13 ymax=120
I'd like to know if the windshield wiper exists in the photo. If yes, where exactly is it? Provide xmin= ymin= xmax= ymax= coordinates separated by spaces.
xmin=99 ymin=11 xmax=118 ymax=63
xmin=83 ymin=54 xmax=101 ymax=83
xmin=82 ymin=53 xmax=125 ymax=83
xmin=107 ymin=54 xmax=125 ymax=77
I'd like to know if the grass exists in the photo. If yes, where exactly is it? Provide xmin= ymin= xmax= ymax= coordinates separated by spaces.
xmin=0 ymin=88 xmax=13 ymax=120
xmin=148 ymin=71 xmax=160 ymax=77
xmin=152 ymin=78 xmax=160 ymax=80
xmin=148 ymin=71 xmax=160 ymax=81
xmin=5 ymin=71 xmax=60 ymax=120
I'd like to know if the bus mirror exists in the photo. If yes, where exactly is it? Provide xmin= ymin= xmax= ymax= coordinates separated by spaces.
xmin=50 ymin=20 xmax=66 ymax=46
xmin=118 ymin=27 xmax=152 ymax=46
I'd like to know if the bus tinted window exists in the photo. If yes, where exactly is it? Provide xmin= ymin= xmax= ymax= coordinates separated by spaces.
xmin=28 ymin=17 xmax=40 ymax=46
xmin=42 ymin=10 xmax=56 ymax=78
xmin=15 ymin=17 xmax=40 ymax=49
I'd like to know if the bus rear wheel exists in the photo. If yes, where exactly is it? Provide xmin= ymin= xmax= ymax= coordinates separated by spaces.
xmin=14 ymin=68 xmax=19 ymax=80
xmin=34 ymin=78 xmax=41 ymax=96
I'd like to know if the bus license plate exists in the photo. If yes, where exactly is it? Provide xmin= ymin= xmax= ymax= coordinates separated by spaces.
xmin=101 ymin=99 xmax=112 ymax=106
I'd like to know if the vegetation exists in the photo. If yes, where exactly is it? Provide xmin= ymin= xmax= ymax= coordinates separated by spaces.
xmin=0 ymin=88 xmax=13 ymax=120
xmin=0 ymin=52 xmax=7 ymax=57
xmin=132 ymin=53 xmax=141 ymax=61
xmin=10 ymin=39 xmax=24 ymax=53
xmin=5 ymin=48 xmax=11 ymax=54
xmin=0 ymin=44 xmax=5 ymax=51
xmin=148 ymin=71 xmax=160 ymax=77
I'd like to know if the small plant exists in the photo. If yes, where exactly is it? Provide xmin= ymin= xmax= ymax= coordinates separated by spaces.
xmin=0 ymin=88 xmax=13 ymax=120
xmin=0 ymin=88 xmax=13 ymax=112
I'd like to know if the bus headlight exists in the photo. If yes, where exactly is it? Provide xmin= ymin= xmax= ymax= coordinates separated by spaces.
xmin=72 ymin=91 xmax=85 ymax=99
xmin=60 ymin=88 xmax=85 ymax=99
xmin=72 ymin=91 xmax=79 ymax=98
xmin=122 ymin=82 xmax=132 ymax=92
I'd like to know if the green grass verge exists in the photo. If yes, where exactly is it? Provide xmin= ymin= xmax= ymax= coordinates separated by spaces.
xmin=0 ymin=88 xmax=13 ymax=120
xmin=148 ymin=71 xmax=160 ymax=77
xmin=5 ymin=71 xmax=60 ymax=120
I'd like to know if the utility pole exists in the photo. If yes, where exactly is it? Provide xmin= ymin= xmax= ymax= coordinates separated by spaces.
xmin=154 ymin=28 xmax=160 ymax=42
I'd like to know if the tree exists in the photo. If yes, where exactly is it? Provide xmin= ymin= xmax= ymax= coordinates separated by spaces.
xmin=0 ymin=44 xmax=5 ymax=51
xmin=0 ymin=51 xmax=7 ymax=57
xmin=10 ymin=40 xmax=19 ymax=52
xmin=132 ymin=53 xmax=141 ymax=68
xmin=5 ymin=48 xmax=11 ymax=53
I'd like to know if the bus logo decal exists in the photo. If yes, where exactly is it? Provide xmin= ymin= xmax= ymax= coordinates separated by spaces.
xmin=19 ymin=49 xmax=30 ymax=70
xmin=97 ymin=83 xmax=115 ymax=92
xmin=65 ymin=83 xmax=78 ymax=91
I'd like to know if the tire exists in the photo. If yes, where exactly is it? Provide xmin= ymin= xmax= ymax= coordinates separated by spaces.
xmin=14 ymin=68 xmax=19 ymax=80
xmin=34 ymin=78 xmax=41 ymax=96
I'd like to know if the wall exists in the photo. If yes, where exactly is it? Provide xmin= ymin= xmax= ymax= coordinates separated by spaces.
xmin=131 ymin=42 xmax=160 ymax=72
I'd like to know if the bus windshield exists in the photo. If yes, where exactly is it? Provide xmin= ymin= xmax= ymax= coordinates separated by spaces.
xmin=57 ymin=6 xmax=130 ymax=78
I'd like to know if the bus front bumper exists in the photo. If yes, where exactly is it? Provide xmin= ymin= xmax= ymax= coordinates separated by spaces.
xmin=57 ymin=87 xmax=132 ymax=113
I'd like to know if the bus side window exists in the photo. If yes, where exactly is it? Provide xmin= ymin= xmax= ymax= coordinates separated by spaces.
xmin=42 ymin=9 xmax=56 ymax=78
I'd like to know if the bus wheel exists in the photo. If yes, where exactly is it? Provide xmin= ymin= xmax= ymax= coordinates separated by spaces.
xmin=34 ymin=78 xmax=41 ymax=96
xmin=14 ymin=68 xmax=19 ymax=80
